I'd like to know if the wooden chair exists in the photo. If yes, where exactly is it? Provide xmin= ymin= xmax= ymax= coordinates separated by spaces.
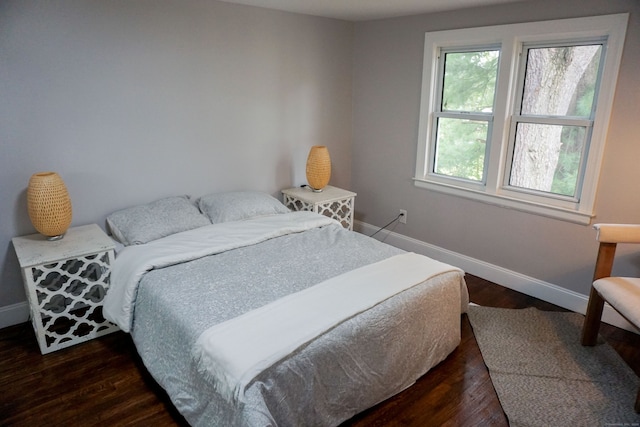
xmin=581 ymin=223 xmax=640 ymax=413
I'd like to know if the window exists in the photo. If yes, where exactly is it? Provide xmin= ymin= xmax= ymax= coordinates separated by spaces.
xmin=434 ymin=48 xmax=499 ymax=183
xmin=415 ymin=15 xmax=628 ymax=224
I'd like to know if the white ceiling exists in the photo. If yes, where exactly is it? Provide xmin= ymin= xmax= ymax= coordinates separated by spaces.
xmin=217 ymin=0 xmax=528 ymax=21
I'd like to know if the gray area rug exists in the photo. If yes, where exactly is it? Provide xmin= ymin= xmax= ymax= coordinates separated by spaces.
xmin=467 ymin=305 xmax=640 ymax=426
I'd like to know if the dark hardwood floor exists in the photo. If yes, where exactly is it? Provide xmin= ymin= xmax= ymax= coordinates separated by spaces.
xmin=2 ymin=275 xmax=639 ymax=426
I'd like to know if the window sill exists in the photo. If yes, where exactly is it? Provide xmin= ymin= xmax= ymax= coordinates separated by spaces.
xmin=413 ymin=178 xmax=594 ymax=225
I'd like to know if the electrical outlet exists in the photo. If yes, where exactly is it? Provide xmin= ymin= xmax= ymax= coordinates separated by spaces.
xmin=399 ymin=209 xmax=407 ymax=224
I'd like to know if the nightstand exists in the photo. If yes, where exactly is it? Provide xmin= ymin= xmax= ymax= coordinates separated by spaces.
xmin=282 ymin=185 xmax=357 ymax=230
xmin=12 ymin=224 xmax=119 ymax=354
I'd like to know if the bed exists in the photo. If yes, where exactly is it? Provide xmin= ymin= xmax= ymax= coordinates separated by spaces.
xmin=103 ymin=192 xmax=469 ymax=426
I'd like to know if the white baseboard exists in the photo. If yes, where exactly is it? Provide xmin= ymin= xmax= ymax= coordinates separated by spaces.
xmin=356 ymin=221 xmax=637 ymax=334
xmin=0 ymin=301 xmax=29 ymax=330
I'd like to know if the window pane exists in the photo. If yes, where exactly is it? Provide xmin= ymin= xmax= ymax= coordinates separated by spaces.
xmin=434 ymin=117 xmax=488 ymax=181
xmin=509 ymin=123 xmax=586 ymax=197
xmin=442 ymin=50 xmax=499 ymax=112
xmin=521 ymin=45 xmax=602 ymax=117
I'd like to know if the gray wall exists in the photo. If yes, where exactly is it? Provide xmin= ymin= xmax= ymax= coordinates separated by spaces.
xmin=2 ymin=0 xmax=639 ymax=323
xmin=0 ymin=1 xmax=353 ymax=310
xmin=352 ymin=0 xmax=640 ymax=295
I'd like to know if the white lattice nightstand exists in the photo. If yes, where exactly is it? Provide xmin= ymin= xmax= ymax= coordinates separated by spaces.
xmin=12 ymin=224 xmax=119 ymax=354
xmin=282 ymin=185 xmax=357 ymax=230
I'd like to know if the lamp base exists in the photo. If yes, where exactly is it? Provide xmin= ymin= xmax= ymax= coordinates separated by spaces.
xmin=310 ymin=187 xmax=324 ymax=193
xmin=46 ymin=234 xmax=65 ymax=241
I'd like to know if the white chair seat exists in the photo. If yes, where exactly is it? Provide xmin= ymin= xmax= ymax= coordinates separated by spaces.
xmin=594 ymin=277 xmax=640 ymax=329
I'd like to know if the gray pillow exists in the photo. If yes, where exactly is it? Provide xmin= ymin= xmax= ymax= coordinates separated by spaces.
xmin=197 ymin=191 xmax=290 ymax=224
xmin=107 ymin=195 xmax=211 ymax=245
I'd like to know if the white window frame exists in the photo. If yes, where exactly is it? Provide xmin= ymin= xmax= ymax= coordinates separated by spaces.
xmin=414 ymin=14 xmax=628 ymax=224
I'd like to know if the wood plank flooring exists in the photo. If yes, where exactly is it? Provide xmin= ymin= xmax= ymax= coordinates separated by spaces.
xmin=1 ymin=275 xmax=639 ymax=426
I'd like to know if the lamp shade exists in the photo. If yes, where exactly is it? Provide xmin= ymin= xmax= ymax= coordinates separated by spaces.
xmin=306 ymin=146 xmax=331 ymax=192
xmin=27 ymin=172 xmax=72 ymax=240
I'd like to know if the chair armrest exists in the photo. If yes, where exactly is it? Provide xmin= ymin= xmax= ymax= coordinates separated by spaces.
xmin=593 ymin=223 xmax=640 ymax=244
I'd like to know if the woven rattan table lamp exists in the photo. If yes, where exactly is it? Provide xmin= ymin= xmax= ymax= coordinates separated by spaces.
xmin=27 ymin=172 xmax=72 ymax=240
xmin=306 ymin=146 xmax=331 ymax=192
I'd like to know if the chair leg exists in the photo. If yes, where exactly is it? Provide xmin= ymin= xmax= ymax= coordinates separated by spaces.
xmin=581 ymin=286 xmax=605 ymax=346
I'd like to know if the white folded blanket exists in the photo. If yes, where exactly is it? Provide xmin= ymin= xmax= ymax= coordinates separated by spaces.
xmin=192 ymin=252 xmax=462 ymax=403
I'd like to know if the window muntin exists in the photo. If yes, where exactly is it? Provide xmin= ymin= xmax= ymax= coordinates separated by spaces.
xmin=414 ymin=15 xmax=628 ymax=224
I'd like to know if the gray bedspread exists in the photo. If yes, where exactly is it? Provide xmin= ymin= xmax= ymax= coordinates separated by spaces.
xmin=130 ymin=221 xmax=467 ymax=426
